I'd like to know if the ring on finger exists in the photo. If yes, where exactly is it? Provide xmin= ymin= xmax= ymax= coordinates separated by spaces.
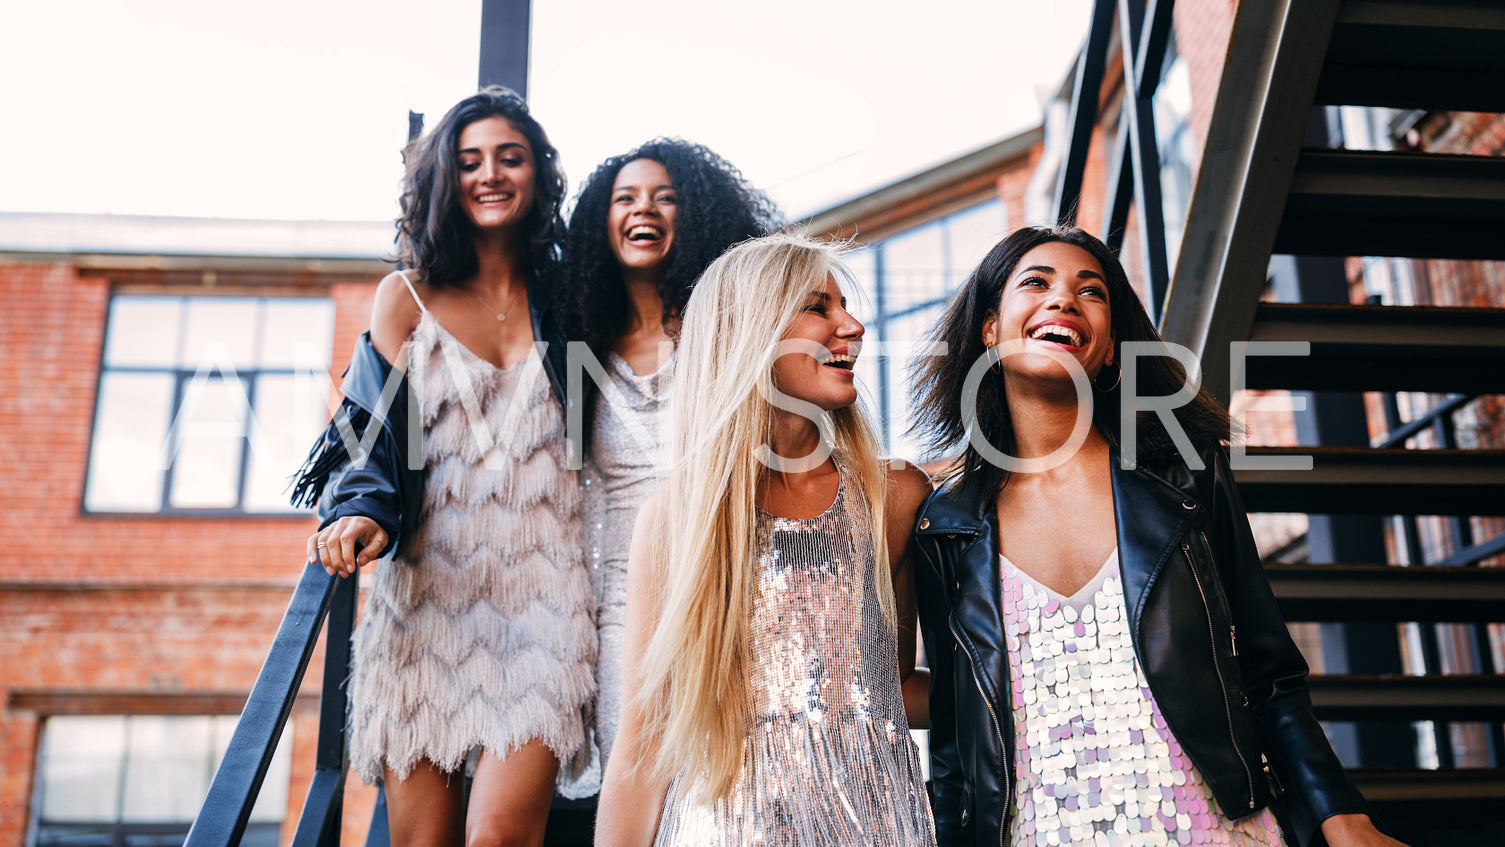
xmin=317 ymin=542 xmax=329 ymax=548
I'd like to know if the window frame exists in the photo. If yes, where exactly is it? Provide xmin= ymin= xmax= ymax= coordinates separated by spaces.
xmin=80 ymin=292 xmax=335 ymax=518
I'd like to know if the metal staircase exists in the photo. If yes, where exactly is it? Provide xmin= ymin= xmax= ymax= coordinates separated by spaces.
xmin=1060 ymin=1 xmax=1505 ymax=843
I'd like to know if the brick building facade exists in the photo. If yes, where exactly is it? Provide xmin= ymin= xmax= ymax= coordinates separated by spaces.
xmin=3 ymin=0 xmax=1501 ymax=841
xmin=0 ymin=223 xmax=386 ymax=845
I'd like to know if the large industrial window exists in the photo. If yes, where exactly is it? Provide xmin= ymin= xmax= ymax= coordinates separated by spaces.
xmin=30 ymin=715 xmax=292 ymax=847
xmin=83 ymin=295 xmax=334 ymax=514
xmin=845 ymin=198 xmax=1007 ymax=460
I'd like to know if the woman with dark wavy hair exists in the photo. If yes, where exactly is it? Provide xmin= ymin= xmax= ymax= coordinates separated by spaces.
xmin=559 ymin=139 xmax=779 ymax=775
xmin=297 ymin=86 xmax=594 ymax=845
xmin=908 ymin=226 xmax=1400 ymax=847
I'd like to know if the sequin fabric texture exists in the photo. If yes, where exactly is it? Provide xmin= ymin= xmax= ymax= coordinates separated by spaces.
xmin=1000 ymin=550 xmax=1284 ymax=847
xmin=653 ymin=472 xmax=936 ymax=847
xmin=581 ymin=352 xmax=673 ymax=787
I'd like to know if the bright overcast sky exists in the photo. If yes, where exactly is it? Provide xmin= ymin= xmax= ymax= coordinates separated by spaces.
xmin=3 ymin=0 xmax=1090 ymax=223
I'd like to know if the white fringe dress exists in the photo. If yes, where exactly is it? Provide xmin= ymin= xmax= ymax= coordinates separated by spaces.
xmin=348 ymin=293 xmax=596 ymax=787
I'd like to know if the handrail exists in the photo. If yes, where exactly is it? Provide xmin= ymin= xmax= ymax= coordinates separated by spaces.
xmin=185 ymin=561 xmax=356 ymax=847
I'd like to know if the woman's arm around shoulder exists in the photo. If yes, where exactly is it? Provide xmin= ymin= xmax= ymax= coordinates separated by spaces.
xmin=885 ymin=459 xmax=935 ymax=730
xmin=596 ymin=492 xmax=673 ymax=847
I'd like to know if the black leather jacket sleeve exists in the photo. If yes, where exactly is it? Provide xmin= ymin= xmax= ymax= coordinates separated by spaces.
xmin=918 ymin=579 xmax=970 ymax=846
xmin=1201 ymin=448 xmax=1372 ymax=845
xmin=290 ymin=332 xmax=423 ymax=557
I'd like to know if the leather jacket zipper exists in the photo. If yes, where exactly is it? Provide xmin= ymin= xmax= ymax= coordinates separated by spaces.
xmin=1182 ymin=542 xmax=1255 ymax=808
xmin=1199 ymin=531 xmax=1238 ymax=656
xmin=949 ymin=617 xmax=1008 ymax=846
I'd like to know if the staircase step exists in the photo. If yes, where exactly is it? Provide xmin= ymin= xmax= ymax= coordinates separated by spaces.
xmin=1233 ymin=447 xmax=1505 ymax=515
xmin=1351 ymin=768 xmax=1505 ymax=801
xmin=1308 ymin=675 xmax=1505 ymax=722
xmin=1316 ymin=0 xmax=1505 ymax=111
xmin=1267 ymin=564 xmax=1505 ymax=622
xmin=1274 ymin=150 xmax=1505 ymax=259
xmin=1243 ymin=303 xmax=1505 ymax=393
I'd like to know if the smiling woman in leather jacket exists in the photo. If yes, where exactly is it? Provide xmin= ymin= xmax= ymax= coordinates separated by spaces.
xmin=908 ymin=226 xmax=1402 ymax=847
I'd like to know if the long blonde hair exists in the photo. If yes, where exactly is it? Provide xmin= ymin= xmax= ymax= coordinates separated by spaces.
xmin=634 ymin=232 xmax=891 ymax=800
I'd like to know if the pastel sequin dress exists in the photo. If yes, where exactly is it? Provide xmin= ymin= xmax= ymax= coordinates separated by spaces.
xmin=653 ymin=470 xmax=937 ymax=847
xmin=584 ymin=352 xmax=673 ymax=769
xmin=1000 ymin=550 xmax=1285 ymax=847
xmin=347 ymin=278 xmax=596 ymax=787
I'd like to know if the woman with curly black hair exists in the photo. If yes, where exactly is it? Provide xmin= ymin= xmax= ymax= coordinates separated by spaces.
xmin=560 ymin=139 xmax=779 ymax=773
xmin=297 ymin=87 xmax=594 ymax=845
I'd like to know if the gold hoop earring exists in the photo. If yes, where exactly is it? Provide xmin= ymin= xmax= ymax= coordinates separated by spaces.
xmin=1095 ymin=361 xmax=1121 ymax=391
xmin=987 ymin=343 xmax=1001 ymax=374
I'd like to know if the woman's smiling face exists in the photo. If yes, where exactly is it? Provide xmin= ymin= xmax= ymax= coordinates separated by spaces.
xmin=455 ymin=116 xmax=537 ymax=232
xmin=607 ymin=158 xmax=678 ymax=275
xmin=771 ymin=274 xmax=865 ymax=412
xmin=983 ymin=240 xmax=1114 ymax=384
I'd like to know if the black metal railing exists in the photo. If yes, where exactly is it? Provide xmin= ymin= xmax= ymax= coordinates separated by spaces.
xmin=184 ymin=562 xmax=357 ymax=847
xmin=1055 ymin=0 xmax=1175 ymax=324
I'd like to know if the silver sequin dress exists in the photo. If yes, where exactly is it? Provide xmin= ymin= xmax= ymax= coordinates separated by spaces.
xmin=1001 ymin=550 xmax=1285 ymax=846
xmin=584 ymin=352 xmax=673 ymax=770
xmin=653 ymin=470 xmax=937 ymax=847
xmin=347 ymin=303 xmax=596 ymax=787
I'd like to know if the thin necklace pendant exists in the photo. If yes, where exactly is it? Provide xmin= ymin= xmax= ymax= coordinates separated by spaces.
xmin=496 ymin=312 xmax=506 ymax=322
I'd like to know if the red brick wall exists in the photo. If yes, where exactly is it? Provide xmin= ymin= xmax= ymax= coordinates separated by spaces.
xmin=0 ymin=261 xmax=380 ymax=846
xmin=1173 ymin=0 xmax=1238 ymax=156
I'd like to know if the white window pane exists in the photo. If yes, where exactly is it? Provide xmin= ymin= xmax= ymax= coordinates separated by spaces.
xmin=244 ymin=374 xmax=329 ymax=512
xmin=841 ymin=249 xmax=878 ymax=325
xmin=883 ymin=224 xmax=947 ymax=314
xmin=39 ymin=716 xmax=126 ymax=821
xmin=168 ymin=378 xmax=250 ymax=509
xmin=86 ymin=373 xmax=174 ymax=512
xmin=104 ymin=297 xmax=181 ymax=367
xmin=121 ymin=717 xmax=216 ymax=821
xmin=181 ymin=299 xmax=257 ymax=369
xmin=884 ymin=308 xmax=944 ymax=462
xmin=945 ymin=201 xmax=1007 ymax=281
xmin=259 ymin=300 xmax=335 ymax=368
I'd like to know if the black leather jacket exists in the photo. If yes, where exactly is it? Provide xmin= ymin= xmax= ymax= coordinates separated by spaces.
xmin=913 ymin=445 xmax=1373 ymax=847
xmin=291 ymin=272 xmax=572 ymax=557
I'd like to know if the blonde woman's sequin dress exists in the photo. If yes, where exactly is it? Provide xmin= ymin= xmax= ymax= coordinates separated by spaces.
xmin=1000 ymin=550 xmax=1285 ymax=847
xmin=653 ymin=470 xmax=937 ymax=847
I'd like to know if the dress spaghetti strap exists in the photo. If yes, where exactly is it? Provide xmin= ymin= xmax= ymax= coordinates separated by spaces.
xmin=395 ymin=270 xmax=427 ymax=313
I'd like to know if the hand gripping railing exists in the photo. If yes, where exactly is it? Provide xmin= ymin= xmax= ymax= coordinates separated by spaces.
xmin=185 ymin=561 xmax=359 ymax=847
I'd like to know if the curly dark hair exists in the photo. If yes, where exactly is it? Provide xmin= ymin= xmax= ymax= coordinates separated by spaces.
xmin=910 ymin=225 xmax=1230 ymax=499
xmin=395 ymin=86 xmax=567 ymax=285
xmin=561 ymin=138 xmax=781 ymax=360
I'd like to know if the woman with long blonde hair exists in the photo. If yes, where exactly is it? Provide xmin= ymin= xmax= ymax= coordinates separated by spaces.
xmin=595 ymin=233 xmax=936 ymax=846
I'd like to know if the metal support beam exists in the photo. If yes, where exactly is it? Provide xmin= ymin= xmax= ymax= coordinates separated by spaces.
xmin=1054 ymin=0 xmax=1118 ymax=226
xmin=185 ymin=563 xmax=340 ymax=847
xmin=291 ymin=568 xmax=357 ymax=846
xmin=1266 ymin=564 xmax=1505 ymax=622
xmin=1101 ymin=106 xmax=1134 ymax=250
xmin=1307 ymin=675 xmax=1505 ymax=722
xmin=1159 ymin=0 xmax=1342 ymax=403
xmin=1276 ymin=150 xmax=1505 ymax=260
xmin=1233 ymin=447 xmax=1505 ymax=515
xmin=1243 ymin=302 xmax=1505 ymax=393
xmin=478 ymin=0 xmax=531 ymax=96
xmin=1117 ymin=0 xmax=1170 ymax=323
xmin=1317 ymin=0 xmax=1505 ymax=111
